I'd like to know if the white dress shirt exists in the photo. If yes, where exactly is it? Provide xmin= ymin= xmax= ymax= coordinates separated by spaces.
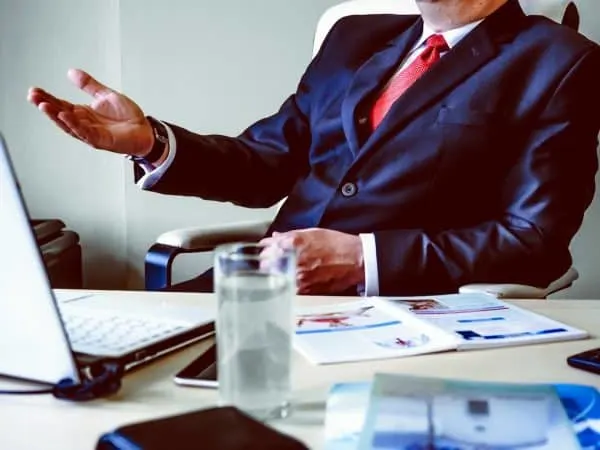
xmin=136 ymin=19 xmax=482 ymax=296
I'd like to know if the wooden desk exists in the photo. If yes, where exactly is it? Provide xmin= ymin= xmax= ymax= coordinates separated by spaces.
xmin=0 ymin=291 xmax=598 ymax=449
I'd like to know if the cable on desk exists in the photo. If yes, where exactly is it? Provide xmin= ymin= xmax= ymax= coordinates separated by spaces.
xmin=0 ymin=361 xmax=124 ymax=401
xmin=0 ymin=387 xmax=54 ymax=395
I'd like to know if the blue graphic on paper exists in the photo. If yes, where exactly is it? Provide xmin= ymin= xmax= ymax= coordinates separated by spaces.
xmin=556 ymin=383 xmax=600 ymax=450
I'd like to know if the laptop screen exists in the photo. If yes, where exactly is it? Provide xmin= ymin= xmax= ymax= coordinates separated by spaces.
xmin=0 ymin=134 xmax=80 ymax=384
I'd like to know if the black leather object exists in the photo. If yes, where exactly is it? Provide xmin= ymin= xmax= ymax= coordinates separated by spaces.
xmin=96 ymin=407 xmax=309 ymax=450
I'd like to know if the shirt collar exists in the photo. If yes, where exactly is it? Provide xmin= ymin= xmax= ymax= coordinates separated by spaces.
xmin=415 ymin=19 xmax=484 ymax=50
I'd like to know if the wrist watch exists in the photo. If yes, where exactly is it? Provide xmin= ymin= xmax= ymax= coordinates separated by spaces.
xmin=131 ymin=116 xmax=169 ymax=166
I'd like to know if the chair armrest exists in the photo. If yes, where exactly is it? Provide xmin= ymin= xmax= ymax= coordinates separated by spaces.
xmin=458 ymin=267 xmax=579 ymax=299
xmin=155 ymin=219 xmax=272 ymax=251
xmin=145 ymin=219 xmax=272 ymax=291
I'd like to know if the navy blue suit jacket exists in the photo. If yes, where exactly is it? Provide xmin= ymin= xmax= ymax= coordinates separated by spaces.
xmin=151 ymin=0 xmax=600 ymax=295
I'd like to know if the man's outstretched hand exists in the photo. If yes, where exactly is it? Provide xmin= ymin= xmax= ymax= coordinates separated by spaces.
xmin=27 ymin=69 xmax=154 ymax=157
xmin=260 ymin=228 xmax=365 ymax=295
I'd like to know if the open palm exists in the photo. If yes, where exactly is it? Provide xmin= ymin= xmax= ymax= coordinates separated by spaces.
xmin=28 ymin=69 xmax=153 ymax=156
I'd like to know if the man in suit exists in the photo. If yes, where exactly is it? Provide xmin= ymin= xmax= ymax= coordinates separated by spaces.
xmin=28 ymin=0 xmax=600 ymax=296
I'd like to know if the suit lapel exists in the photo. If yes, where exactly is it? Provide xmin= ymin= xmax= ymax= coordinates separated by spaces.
xmin=341 ymin=18 xmax=423 ymax=157
xmin=355 ymin=0 xmax=527 ymax=161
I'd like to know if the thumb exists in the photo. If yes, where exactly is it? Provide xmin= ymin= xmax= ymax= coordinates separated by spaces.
xmin=67 ymin=68 xmax=113 ymax=98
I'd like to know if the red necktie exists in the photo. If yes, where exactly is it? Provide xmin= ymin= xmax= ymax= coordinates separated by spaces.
xmin=370 ymin=34 xmax=449 ymax=130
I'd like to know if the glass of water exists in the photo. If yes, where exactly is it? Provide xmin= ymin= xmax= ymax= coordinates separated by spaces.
xmin=214 ymin=242 xmax=296 ymax=420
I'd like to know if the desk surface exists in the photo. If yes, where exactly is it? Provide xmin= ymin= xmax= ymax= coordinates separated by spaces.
xmin=1 ymin=291 xmax=599 ymax=449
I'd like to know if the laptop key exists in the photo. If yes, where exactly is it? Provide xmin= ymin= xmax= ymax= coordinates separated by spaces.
xmin=61 ymin=310 xmax=190 ymax=356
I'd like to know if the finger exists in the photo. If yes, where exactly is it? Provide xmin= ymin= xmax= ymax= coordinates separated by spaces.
xmin=39 ymin=101 xmax=83 ymax=120
xmin=259 ymin=236 xmax=275 ymax=246
xmin=46 ymin=113 xmax=79 ymax=139
xmin=260 ymin=233 xmax=296 ymax=250
xmin=278 ymin=237 xmax=297 ymax=251
xmin=296 ymin=272 xmax=311 ymax=294
xmin=293 ymin=249 xmax=317 ymax=270
xmin=297 ymin=285 xmax=311 ymax=295
xmin=28 ymin=87 xmax=70 ymax=110
xmin=260 ymin=230 xmax=287 ymax=242
xmin=68 ymin=68 xmax=113 ymax=98
xmin=57 ymin=113 xmax=88 ymax=142
xmin=296 ymin=266 xmax=349 ymax=293
xmin=54 ymin=118 xmax=77 ymax=138
xmin=299 ymin=286 xmax=333 ymax=295
xmin=41 ymin=101 xmax=100 ymax=131
xmin=38 ymin=103 xmax=77 ymax=137
xmin=27 ymin=87 xmax=50 ymax=105
xmin=271 ymin=232 xmax=299 ymax=249
xmin=298 ymin=281 xmax=326 ymax=295
xmin=71 ymin=106 xmax=97 ymax=123
xmin=34 ymin=96 xmax=84 ymax=141
xmin=296 ymin=271 xmax=318 ymax=294
xmin=28 ymin=87 xmax=74 ymax=111
xmin=298 ymin=279 xmax=347 ymax=295
xmin=63 ymin=114 xmax=112 ymax=151
xmin=57 ymin=111 xmax=98 ymax=146
xmin=39 ymin=101 xmax=61 ymax=119
xmin=297 ymin=269 xmax=327 ymax=285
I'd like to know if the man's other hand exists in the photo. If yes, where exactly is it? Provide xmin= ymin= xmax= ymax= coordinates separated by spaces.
xmin=260 ymin=228 xmax=365 ymax=295
xmin=28 ymin=69 xmax=154 ymax=157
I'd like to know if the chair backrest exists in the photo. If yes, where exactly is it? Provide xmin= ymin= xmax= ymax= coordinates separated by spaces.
xmin=313 ymin=0 xmax=579 ymax=57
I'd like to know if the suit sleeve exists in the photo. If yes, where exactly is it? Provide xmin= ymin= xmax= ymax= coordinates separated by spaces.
xmin=139 ymin=102 xmax=312 ymax=208
xmin=374 ymin=46 xmax=600 ymax=295
xmin=149 ymin=94 xmax=311 ymax=208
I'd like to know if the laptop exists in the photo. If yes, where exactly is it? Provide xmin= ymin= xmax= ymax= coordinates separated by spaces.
xmin=0 ymin=133 xmax=215 ymax=385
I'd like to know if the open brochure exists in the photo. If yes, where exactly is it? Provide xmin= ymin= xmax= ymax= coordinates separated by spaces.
xmin=324 ymin=379 xmax=599 ymax=450
xmin=293 ymin=293 xmax=587 ymax=364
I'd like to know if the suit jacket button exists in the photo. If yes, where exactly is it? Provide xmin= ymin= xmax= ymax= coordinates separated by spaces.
xmin=341 ymin=182 xmax=357 ymax=197
xmin=357 ymin=116 xmax=368 ymax=126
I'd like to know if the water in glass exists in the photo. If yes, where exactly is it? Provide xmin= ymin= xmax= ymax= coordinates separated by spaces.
xmin=217 ymin=271 xmax=294 ymax=420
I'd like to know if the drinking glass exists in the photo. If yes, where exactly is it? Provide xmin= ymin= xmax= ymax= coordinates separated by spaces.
xmin=214 ymin=242 xmax=296 ymax=420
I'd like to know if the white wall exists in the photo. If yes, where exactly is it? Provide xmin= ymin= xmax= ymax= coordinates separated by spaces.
xmin=1 ymin=0 xmax=599 ymax=297
xmin=0 ymin=0 xmax=127 ymax=289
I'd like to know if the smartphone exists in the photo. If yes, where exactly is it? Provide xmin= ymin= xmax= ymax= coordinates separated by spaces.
xmin=174 ymin=343 xmax=218 ymax=388
xmin=566 ymin=347 xmax=600 ymax=375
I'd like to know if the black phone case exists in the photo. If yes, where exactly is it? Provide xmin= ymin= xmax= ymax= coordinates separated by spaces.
xmin=567 ymin=347 xmax=600 ymax=375
xmin=96 ymin=406 xmax=308 ymax=450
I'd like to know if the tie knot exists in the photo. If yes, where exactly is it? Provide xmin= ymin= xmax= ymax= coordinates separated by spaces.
xmin=426 ymin=34 xmax=449 ymax=51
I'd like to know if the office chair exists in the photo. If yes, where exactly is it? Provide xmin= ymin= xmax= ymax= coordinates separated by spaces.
xmin=32 ymin=219 xmax=83 ymax=289
xmin=145 ymin=0 xmax=581 ymax=299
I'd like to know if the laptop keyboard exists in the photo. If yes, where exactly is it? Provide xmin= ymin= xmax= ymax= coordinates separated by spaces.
xmin=61 ymin=309 xmax=189 ymax=357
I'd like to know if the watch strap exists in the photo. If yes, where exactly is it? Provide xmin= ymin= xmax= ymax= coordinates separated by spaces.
xmin=134 ymin=116 xmax=169 ymax=166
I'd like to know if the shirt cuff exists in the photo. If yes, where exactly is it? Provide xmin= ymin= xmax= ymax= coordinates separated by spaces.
xmin=359 ymin=233 xmax=379 ymax=297
xmin=134 ymin=121 xmax=177 ymax=190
